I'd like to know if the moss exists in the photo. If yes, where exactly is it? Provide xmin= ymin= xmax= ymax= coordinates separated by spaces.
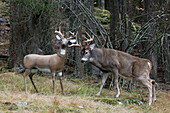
xmin=70 ymin=78 xmax=82 ymax=82
xmin=102 ymin=13 xmax=110 ymax=19
xmin=94 ymin=8 xmax=110 ymax=25
xmin=102 ymin=9 xmax=110 ymax=14
xmin=96 ymin=17 xmax=110 ymax=24
xmin=123 ymin=98 xmax=143 ymax=106
xmin=94 ymin=98 xmax=119 ymax=105
xmin=0 ymin=40 xmax=10 ymax=46
xmin=103 ymin=24 xmax=110 ymax=29
xmin=94 ymin=7 xmax=103 ymax=14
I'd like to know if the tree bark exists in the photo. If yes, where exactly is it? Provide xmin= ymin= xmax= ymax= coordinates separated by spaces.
xmin=8 ymin=0 xmax=54 ymax=69
xmin=109 ymin=0 xmax=116 ymax=48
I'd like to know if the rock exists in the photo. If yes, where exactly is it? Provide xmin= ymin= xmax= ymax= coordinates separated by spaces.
xmin=77 ymin=105 xmax=84 ymax=109
xmin=14 ymin=102 xmax=28 ymax=106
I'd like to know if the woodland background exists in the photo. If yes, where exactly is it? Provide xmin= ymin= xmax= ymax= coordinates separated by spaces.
xmin=0 ymin=0 xmax=169 ymax=112
xmin=1 ymin=0 xmax=169 ymax=83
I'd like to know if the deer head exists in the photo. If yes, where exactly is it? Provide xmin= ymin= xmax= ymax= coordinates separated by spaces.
xmin=55 ymin=26 xmax=81 ymax=55
xmin=81 ymin=32 xmax=94 ymax=62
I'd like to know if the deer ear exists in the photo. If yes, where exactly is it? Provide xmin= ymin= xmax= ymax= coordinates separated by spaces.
xmin=69 ymin=39 xmax=77 ymax=44
xmin=90 ymin=44 xmax=95 ymax=50
xmin=56 ymin=34 xmax=61 ymax=40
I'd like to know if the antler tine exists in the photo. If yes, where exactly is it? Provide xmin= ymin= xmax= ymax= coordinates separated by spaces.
xmin=68 ymin=31 xmax=81 ymax=47
xmin=85 ymin=31 xmax=91 ymax=39
xmin=69 ymin=31 xmax=75 ymax=36
xmin=67 ymin=31 xmax=75 ymax=40
xmin=55 ymin=25 xmax=64 ymax=37
xmin=59 ymin=25 xmax=61 ymax=32
xmin=83 ymin=31 xmax=94 ymax=43
xmin=83 ymin=35 xmax=88 ymax=40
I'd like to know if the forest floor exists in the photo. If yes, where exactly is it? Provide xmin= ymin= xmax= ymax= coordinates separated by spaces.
xmin=0 ymin=72 xmax=169 ymax=113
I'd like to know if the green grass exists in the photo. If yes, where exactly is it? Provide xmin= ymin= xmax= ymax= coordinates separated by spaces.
xmin=0 ymin=72 xmax=169 ymax=113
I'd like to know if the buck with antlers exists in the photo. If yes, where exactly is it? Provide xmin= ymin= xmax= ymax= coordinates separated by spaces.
xmin=81 ymin=32 xmax=156 ymax=105
xmin=23 ymin=26 xmax=81 ymax=94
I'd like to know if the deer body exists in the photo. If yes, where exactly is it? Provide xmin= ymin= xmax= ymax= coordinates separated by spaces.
xmin=81 ymin=44 xmax=156 ymax=105
xmin=24 ymin=44 xmax=68 ymax=95
xmin=23 ymin=27 xmax=80 ymax=94
xmin=24 ymin=53 xmax=67 ymax=73
xmin=88 ymin=48 xmax=151 ymax=78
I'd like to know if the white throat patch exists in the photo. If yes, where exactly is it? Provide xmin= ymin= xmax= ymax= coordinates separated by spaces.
xmin=81 ymin=58 xmax=88 ymax=61
xmin=60 ymin=49 xmax=66 ymax=55
xmin=58 ymin=72 xmax=62 ymax=76
xmin=89 ymin=57 xmax=94 ymax=62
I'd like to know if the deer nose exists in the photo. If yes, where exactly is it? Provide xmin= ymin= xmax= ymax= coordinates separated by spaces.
xmin=81 ymin=58 xmax=87 ymax=63
xmin=61 ymin=43 xmax=66 ymax=47
xmin=81 ymin=60 xmax=85 ymax=63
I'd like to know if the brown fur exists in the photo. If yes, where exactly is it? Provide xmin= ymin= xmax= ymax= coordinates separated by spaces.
xmin=23 ymin=46 xmax=68 ymax=94
xmin=23 ymin=30 xmax=79 ymax=95
xmin=82 ymin=46 xmax=156 ymax=105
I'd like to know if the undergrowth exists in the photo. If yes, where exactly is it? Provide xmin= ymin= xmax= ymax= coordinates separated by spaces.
xmin=0 ymin=72 xmax=169 ymax=113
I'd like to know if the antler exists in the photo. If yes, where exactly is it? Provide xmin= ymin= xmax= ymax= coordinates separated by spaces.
xmin=83 ymin=31 xmax=94 ymax=45
xmin=68 ymin=32 xmax=81 ymax=47
xmin=67 ymin=31 xmax=76 ymax=40
xmin=55 ymin=25 xmax=64 ymax=37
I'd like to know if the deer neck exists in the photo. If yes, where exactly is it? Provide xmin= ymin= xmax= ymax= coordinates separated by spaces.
xmin=57 ymin=47 xmax=68 ymax=58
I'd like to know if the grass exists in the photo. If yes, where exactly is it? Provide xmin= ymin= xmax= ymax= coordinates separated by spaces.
xmin=0 ymin=72 xmax=169 ymax=113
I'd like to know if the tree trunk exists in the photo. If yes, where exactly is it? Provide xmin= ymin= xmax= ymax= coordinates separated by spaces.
xmin=121 ymin=0 xmax=128 ymax=52
xmin=101 ymin=0 xmax=105 ymax=9
xmin=8 ymin=0 xmax=54 ymax=69
xmin=164 ymin=33 xmax=170 ymax=83
xmin=109 ymin=0 xmax=116 ymax=48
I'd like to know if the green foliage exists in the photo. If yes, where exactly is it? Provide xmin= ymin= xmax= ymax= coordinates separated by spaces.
xmin=102 ymin=13 xmax=110 ymax=19
xmin=94 ymin=7 xmax=110 ymax=27
xmin=0 ymin=40 xmax=9 ymax=46
xmin=70 ymin=78 xmax=82 ymax=82
xmin=94 ymin=98 xmax=119 ymax=105
xmin=12 ymin=0 xmax=55 ymax=24
xmin=96 ymin=16 xmax=110 ymax=24
xmin=1 ymin=0 xmax=6 ymax=2
xmin=0 ymin=65 xmax=13 ymax=73
xmin=102 ymin=9 xmax=110 ymax=14
xmin=123 ymin=98 xmax=143 ymax=106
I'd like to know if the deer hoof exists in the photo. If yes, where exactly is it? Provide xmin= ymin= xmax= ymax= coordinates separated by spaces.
xmin=114 ymin=95 xmax=120 ymax=98
xmin=153 ymin=99 xmax=156 ymax=103
xmin=149 ymin=101 xmax=152 ymax=106
xmin=96 ymin=93 xmax=100 ymax=96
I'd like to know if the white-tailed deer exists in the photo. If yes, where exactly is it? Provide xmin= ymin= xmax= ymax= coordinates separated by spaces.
xmin=23 ymin=26 xmax=81 ymax=94
xmin=81 ymin=33 xmax=156 ymax=105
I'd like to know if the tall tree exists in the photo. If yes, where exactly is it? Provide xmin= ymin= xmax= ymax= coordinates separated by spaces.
xmin=109 ymin=0 xmax=116 ymax=48
xmin=8 ymin=0 xmax=54 ymax=69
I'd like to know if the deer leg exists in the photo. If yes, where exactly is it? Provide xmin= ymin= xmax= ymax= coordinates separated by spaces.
xmin=29 ymin=73 xmax=39 ymax=93
xmin=113 ymin=69 xmax=120 ymax=98
xmin=59 ymin=76 xmax=64 ymax=95
xmin=52 ymin=72 xmax=56 ymax=94
xmin=140 ymin=78 xmax=152 ymax=106
xmin=96 ymin=73 xmax=109 ymax=96
xmin=127 ymin=80 xmax=133 ymax=92
xmin=151 ymin=79 xmax=156 ymax=103
xmin=109 ymin=74 xmax=114 ymax=90
xmin=24 ymin=69 xmax=30 ymax=94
